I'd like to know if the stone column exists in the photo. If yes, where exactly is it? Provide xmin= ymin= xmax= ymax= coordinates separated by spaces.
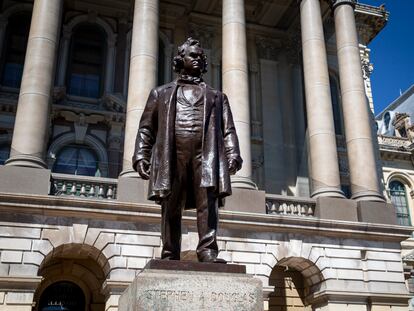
xmin=222 ymin=0 xmax=256 ymax=189
xmin=121 ymin=0 xmax=159 ymax=176
xmin=6 ymin=0 xmax=63 ymax=168
xmin=299 ymin=0 xmax=344 ymax=198
xmin=332 ymin=0 xmax=384 ymax=201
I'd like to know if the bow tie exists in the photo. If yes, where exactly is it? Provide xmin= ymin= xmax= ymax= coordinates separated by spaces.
xmin=177 ymin=74 xmax=204 ymax=85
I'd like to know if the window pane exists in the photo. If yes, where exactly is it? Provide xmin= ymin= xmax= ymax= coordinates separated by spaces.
xmin=53 ymin=145 xmax=98 ymax=177
xmin=389 ymin=180 xmax=411 ymax=226
xmin=67 ymin=24 xmax=106 ymax=98
xmin=1 ymin=13 xmax=31 ymax=88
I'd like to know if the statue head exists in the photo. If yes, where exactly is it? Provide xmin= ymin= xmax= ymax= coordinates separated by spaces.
xmin=173 ymin=38 xmax=208 ymax=77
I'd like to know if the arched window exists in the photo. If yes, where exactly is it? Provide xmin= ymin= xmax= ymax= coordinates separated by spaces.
xmin=53 ymin=145 xmax=99 ymax=177
xmin=1 ymin=12 xmax=31 ymax=88
xmin=329 ymin=74 xmax=343 ymax=136
xmin=39 ymin=281 xmax=85 ymax=311
xmin=389 ymin=180 xmax=411 ymax=226
xmin=67 ymin=24 xmax=106 ymax=98
xmin=0 ymin=145 xmax=10 ymax=165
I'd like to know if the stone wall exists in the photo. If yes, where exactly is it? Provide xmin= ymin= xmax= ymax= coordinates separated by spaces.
xmin=0 ymin=194 xmax=410 ymax=310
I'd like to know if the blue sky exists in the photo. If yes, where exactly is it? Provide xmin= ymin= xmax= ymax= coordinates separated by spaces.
xmin=359 ymin=0 xmax=414 ymax=114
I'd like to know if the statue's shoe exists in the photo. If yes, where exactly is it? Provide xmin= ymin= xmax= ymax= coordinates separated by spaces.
xmin=198 ymin=251 xmax=227 ymax=264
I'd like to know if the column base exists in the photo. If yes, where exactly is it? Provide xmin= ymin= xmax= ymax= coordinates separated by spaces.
xmin=351 ymin=190 xmax=385 ymax=202
xmin=0 ymin=166 xmax=51 ymax=195
xmin=5 ymin=154 xmax=47 ymax=169
xmin=314 ymin=197 xmax=358 ymax=221
xmin=224 ymin=188 xmax=266 ymax=214
xmin=117 ymin=175 xmax=154 ymax=204
xmin=230 ymin=175 xmax=257 ymax=190
xmin=311 ymin=187 xmax=345 ymax=199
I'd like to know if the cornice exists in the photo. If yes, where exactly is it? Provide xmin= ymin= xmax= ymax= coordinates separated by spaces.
xmin=0 ymin=192 xmax=411 ymax=242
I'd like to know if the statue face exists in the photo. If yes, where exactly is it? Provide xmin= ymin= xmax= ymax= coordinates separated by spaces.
xmin=182 ymin=45 xmax=205 ymax=77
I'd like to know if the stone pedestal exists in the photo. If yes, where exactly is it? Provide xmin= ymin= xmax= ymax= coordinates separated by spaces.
xmin=357 ymin=201 xmax=397 ymax=225
xmin=315 ymin=197 xmax=358 ymax=221
xmin=119 ymin=260 xmax=263 ymax=311
xmin=223 ymin=188 xmax=266 ymax=214
xmin=0 ymin=166 xmax=50 ymax=195
xmin=117 ymin=176 xmax=154 ymax=204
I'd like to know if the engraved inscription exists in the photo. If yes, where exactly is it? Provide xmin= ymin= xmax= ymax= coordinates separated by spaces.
xmin=140 ymin=290 xmax=257 ymax=305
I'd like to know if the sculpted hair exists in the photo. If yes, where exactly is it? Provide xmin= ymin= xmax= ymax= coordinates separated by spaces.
xmin=173 ymin=37 xmax=208 ymax=74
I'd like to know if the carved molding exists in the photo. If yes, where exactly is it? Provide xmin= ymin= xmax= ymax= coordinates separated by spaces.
xmin=331 ymin=0 xmax=357 ymax=10
xmin=361 ymin=58 xmax=373 ymax=80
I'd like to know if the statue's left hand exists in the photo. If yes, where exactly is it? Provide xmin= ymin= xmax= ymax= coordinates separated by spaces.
xmin=137 ymin=159 xmax=151 ymax=180
xmin=228 ymin=159 xmax=239 ymax=175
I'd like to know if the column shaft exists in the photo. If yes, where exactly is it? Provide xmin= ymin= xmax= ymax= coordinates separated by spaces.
xmin=300 ymin=0 xmax=344 ymax=198
xmin=6 ymin=0 xmax=63 ymax=168
xmin=222 ymin=0 xmax=256 ymax=189
xmin=333 ymin=0 xmax=384 ymax=201
xmin=121 ymin=0 xmax=159 ymax=176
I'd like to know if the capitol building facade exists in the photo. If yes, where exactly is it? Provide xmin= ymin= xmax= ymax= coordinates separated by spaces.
xmin=0 ymin=0 xmax=412 ymax=310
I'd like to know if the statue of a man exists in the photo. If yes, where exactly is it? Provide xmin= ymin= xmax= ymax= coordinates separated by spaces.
xmin=133 ymin=38 xmax=242 ymax=263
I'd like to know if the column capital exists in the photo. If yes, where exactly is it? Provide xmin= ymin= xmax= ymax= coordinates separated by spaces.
xmin=331 ymin=0 xmax=356 ymax=10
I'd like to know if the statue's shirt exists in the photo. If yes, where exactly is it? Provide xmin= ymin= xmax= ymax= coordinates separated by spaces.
xmin=175 ymin=85 xmax=204 ymax=138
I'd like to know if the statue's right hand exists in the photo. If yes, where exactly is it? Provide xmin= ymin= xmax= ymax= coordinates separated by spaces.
xmin=137 ymin=159 xmax=151 ymax=180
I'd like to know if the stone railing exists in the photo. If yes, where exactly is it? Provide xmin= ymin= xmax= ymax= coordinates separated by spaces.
xmin=51 ymin=173 xmax=117 ymax=199
xmin=266 ymin=194 xmax=316 ymax=217
xmin=378 ymin=135 xmax=412 ymax=150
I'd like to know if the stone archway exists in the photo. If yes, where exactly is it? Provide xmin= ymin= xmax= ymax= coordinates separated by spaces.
xmin=33 ymin=243 xmax=109 ymax=311
xmin=268 ymin=257 xmax=324 ymax=311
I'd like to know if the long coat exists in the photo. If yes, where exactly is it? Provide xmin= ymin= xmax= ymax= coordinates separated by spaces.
xmin=132 ymin=79 xmax=242 ymax=208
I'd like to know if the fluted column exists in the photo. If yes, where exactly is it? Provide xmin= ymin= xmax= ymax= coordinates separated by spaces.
xmin=6 ymin=0 xmax=63 ymax=168
xmin=121 ymin=0 xmax=159 ymax=176
xmin=332 ymin=0 xmax=384 ymax=201
xmin=222 ymin=0 xmax=256 ymax=189
xmin=300 ymin=0 xmax=344 ymax=198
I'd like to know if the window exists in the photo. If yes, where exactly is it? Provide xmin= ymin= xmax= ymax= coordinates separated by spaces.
xmin=53 ymin=145 xmax=99 ymax=177
xmin=329 ymin=74 xmax=343 ymax=136
xmin=67 ymin=24 xmax=106 ymax=98
xmin=389 ymin=180 xmax=411 ymax=226
xmin=0 ymin=145 xmax=10 ymax=165
xmin=39 ymin=281 xmax=85 ymax=311
xmin=1 ymin=13 xmax=31 ymax=88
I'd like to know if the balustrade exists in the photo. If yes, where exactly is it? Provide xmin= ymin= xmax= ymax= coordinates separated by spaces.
xmin=51 ymin=173 xmax=117 ymax=199
xmin=266 ymin=194 xmax=316 ymax=217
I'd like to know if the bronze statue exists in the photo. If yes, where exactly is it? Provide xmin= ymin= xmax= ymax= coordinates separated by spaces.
xmin=133 ymin=38 xmax=242 ymax=263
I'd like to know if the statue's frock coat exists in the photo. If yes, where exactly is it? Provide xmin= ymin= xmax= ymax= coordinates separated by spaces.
xmin=133 ymin=80 xmax=242 ymax=208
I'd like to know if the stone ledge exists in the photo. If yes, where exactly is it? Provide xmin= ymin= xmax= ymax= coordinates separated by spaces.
xmin=0 ymin=193 xmax=411 ymax=242
xmin=144 ymin=259 xmax=246 ymax=274
xmin=0 ymin=277 xmax=42 ymax=290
